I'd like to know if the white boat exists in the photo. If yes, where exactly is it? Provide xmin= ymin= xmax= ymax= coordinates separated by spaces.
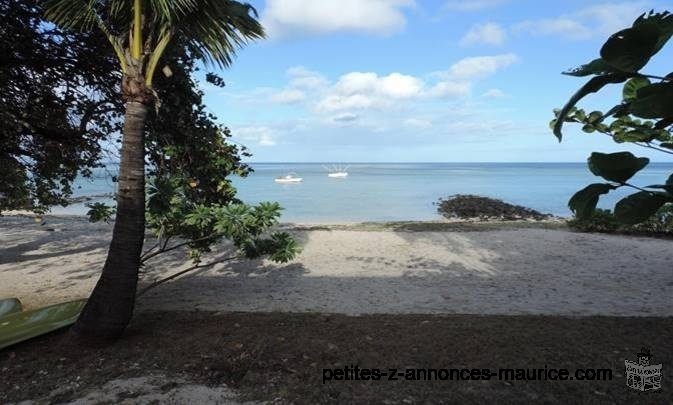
xmin=324 ymin=164 xmax=349 ymax=178
xmin=327 ymin=172 xmax=348 ymax=178
xmin=274 ymin=172 xmax=303 ymax=183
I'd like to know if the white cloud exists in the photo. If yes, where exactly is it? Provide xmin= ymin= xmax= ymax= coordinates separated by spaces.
xmin=259 ymin=133 xmax=276 ymax=146
xmin=317 ymin=94 xmax=378 ymax=112
xmin=514 ymin=2 xmax=648 ymax=40
xmin=262 ymin=0 xmax=415 ymax=38
xmin=317 ymin=71 xmax=425 ymax=112
xmin=287 ymin=66 xmax=329 ymax=90
xmin=333 ymin=113 xmax=360 ymax=123
xmin=482 ymin=88 xmax=506 ymax=98
xmin=460 ymin=22 xmax=506 ymax=46
xmin=266 ymin=66 xmax=328 ymax=105
xmin=271 ymin=89 xmax=306 ymax=104
xmin=513 ymin=18 xmax=592 ymax=40
xmin=404 ymin=118 xmax=432 ymax=128
xmin=578 ymin=2 xmax=648 ymax=36
xmin=444 ymin=119 xmax=519 ymax=133
xmin=334 ymin=72 xmax=423 ymax=99
xmin=444 ymin=0 xmax=506 ymax=11
xmin=235 ymin=126 xmax=277 ymax=146
xmin=445 ymin=54 xmax=518 ymax=80
xmin=225 ymin=57 xmax=518 ymax=140
xmin=427 ymin=81 xmax=471 ymax=98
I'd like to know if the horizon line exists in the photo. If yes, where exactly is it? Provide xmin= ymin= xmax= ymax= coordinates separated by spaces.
xmin=243 ymin=161 xmax=673 ymax=164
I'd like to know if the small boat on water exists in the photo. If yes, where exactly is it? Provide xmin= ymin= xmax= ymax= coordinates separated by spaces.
xmin=328 ymin=172 xmax=348 ymax=178
xmin=274 ymin=172 xmax=303 ymax=183
xmin=324 ymin=164 xmax=349 ymax=178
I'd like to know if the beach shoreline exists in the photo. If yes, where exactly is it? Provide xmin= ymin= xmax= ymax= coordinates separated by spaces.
xmin=1 ymin=214 xmax=671 ymax=317
xmin=1 ymin=209 xmax=569 ymax=227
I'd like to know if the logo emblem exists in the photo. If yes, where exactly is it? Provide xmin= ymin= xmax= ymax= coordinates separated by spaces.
xmin=625 ymin=347 xmax=662 ymax=392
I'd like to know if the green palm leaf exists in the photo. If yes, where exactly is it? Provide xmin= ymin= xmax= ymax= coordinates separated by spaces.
xmin=43 ymin=0 xmax=264 ymax=80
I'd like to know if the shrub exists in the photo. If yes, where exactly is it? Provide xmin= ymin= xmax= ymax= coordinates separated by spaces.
xmin=568 ymin=204 xmax=673 ymax=235
xmin=631 ymin=203 xmax=673 ymax=234
xmin=567 ymin=209 xmax=620 ymax=233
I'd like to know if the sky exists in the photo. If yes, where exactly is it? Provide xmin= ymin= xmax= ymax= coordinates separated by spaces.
xmin=199 ymin=0 xmax=673 ymax=162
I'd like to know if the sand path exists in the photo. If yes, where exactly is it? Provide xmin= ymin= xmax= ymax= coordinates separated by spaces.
xmin=1 ymin=216 xmax=671 ymax=316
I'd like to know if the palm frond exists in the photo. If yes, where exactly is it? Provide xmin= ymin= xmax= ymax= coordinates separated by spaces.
xmin=176 ymin=0 xmax=265 ymax=68
xmin=44 ymin=0 xmax=265 ymax=78
xmin=43 ymin=0 xmax=131 ymax=71
xmin=43 ymin=0 xmax=100 ymax=31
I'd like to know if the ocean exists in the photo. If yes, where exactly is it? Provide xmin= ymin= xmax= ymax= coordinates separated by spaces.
xmin=53 ymin=162 xmax=673 ymax=223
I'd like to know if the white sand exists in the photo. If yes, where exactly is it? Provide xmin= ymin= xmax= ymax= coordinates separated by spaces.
xmin=1 ymin=215 xmax=672 ymax=316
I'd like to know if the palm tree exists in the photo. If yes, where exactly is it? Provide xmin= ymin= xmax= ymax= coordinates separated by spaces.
xmin=43 ymin=0 xmax=264 ymax=341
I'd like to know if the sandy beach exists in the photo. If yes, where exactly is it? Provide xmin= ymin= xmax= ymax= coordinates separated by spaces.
xmin=1 ymin=214 xmax=671 ymax=317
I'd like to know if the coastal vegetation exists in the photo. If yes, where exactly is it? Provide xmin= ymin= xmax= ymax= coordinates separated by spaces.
xmin=552 ymin=11 xmax=673 ymax=225
xmin=0 ymin=0 xmax=121 ymax=213
xmin=3 ymin=2 xmax=673 ymax=403
xmin=2 ymin=0 xmax=298 ymax=342
xmin=567 ymin=206 xmax=673 ymax=236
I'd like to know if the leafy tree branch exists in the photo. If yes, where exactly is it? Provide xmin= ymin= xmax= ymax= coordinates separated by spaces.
xmin=552 ymin=11 xmax=673 ymax=224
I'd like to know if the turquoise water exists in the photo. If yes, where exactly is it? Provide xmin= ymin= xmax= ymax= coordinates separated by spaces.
xmin=54 ymin=162 xmax=673 ymax=222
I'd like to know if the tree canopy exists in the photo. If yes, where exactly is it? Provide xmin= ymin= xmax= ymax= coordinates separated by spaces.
xmin=552 ymin=11 xmax=673 ymax=224
xmin=1 ymin=0 xmax=298 ymax=294
xmin=0 ymin=0 xmax=121 ymax=213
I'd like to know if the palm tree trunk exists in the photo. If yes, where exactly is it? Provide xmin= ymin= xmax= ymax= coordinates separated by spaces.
xmin=72 ymin=100 xmax=147 ymax=341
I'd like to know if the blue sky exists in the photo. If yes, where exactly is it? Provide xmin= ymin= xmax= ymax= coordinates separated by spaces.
xmin=200 ymin=0 xmax=672 ymax=162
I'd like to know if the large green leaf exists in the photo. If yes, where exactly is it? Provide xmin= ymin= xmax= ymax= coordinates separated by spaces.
xmin=632 ymin=11 xmax=673 ymax=56
xmin=553 ymin=74 xmax=628 ymax=140
xmin=629 ymin=82 xmax=673 ymax=119
xmin=600 ymin=24 xmax=660 ymax=72
xmin=600 ymin=12 xmax=673 ymax=73
xmin=614 ymin=191 xmax=670 ymax=224
xmin=563 ymin=58 xmax=615 ymax=77
xmin=0 ymin=300 xmax=86 ymax=350
xmin=588 ymin=152 xmax=649 ymax=183
xmin=568 ymin=183 xmax=616 ymax=219
xmin=622 ymin=77 xmax=651 ymax=101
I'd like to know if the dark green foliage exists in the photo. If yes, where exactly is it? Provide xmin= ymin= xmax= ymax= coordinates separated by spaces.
xmin=4 ymin=0 xmax=297 ymax=269
xmin=622 ymin=77 xmax=651 ymax=101
xmin=0 ymin=0 xmax=122 ymax=213
xmin=88 ymin=42 xmax=300 ymax=266
xmin=568 ymin=183 xmax=615 ymax=219
xmin=587 ymin=152 xmax=649 ymax=183
xmin=614 ymin=191 xmax=669 ymax=224
xmin=568 ymin=205 xmax=673 ymax=236
xmin=142 ymin=43 xmax=299 ymax=264
xmin=629 ymin=82 xmax=673 ymax=118
xmin=634 ymin=202 xmax=673 ymax=232
xmin=553 ymin=10 xmax=673 ymax=224
xmin=567 ymin=209 xmax=621 ymax=233
xmin=436 ymin=194 xmax=551 ymax=221
xmin=86 ymin=202 xmax=115 ymax=223
xmin=600 ymin=11 xmax=673 ymax=72
xmin=552 ymin=74 xmax=629 ymax=140
xmin=562 ymin=58 xmax=615 ymax=77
